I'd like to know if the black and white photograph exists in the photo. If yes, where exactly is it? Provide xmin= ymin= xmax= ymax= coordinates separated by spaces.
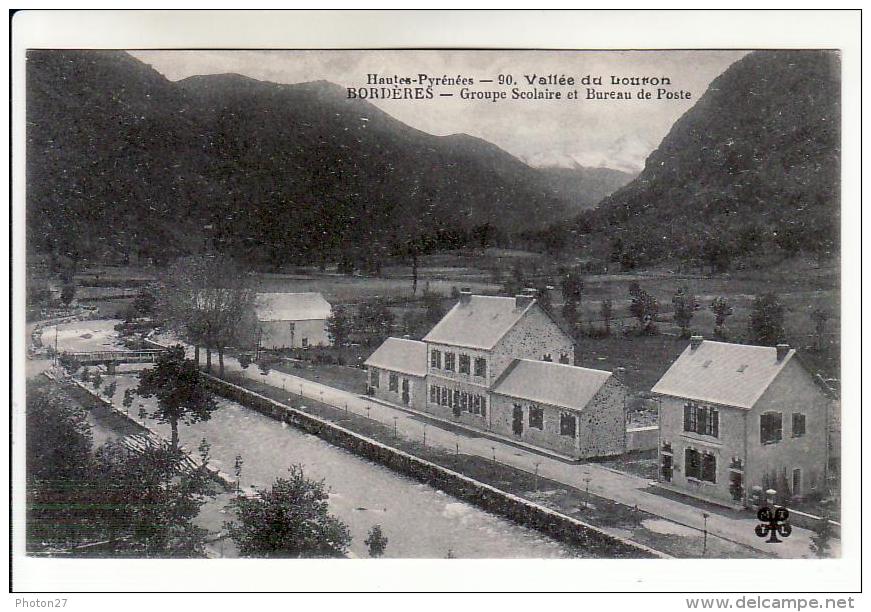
xmin=9 ymin=8 xmax=862 ymax=597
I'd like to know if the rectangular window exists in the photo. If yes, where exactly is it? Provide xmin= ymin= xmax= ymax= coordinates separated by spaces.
xmin=683 ymin=403 xmax=697 ymax=432
xmin=458 ymin=354 xmax=470 ymax=374
xmin=429 ymin=385 xmax=437 ymax=403
xmin=792 ymin=413 xmax=806 ymax=437
xmin=460 ymin=392 xmax=468 ymax=411
xmin=702 ymin=453 xmax=717 ymax=483
xmin=430 ymin=349 xmax=442 ymax=369
xmin=529 ymin=406 xmax=544 ymax=430
xmin=480 ymin=396 xmax=486 ymax=418
xmin=468 ymin=394 xmax=485 ymax=417
xmin=661 ymin=453 xmax=673 ymax=482
xmin=301 ymin=337 xmax=309 ymax=348
xmin=453 ymin=389 xmax=460 ymax=408
xmin=760 ymin=412 xmax=783 ymax=444
xmin=474 ymin=357 xmax=487 ymax=377
xmin=389 ymin=373 xmax=398 ymax=392
xmin=685 ymin=448 xmax=701 ymax=480
xmin=559 ymin=413 xmax=576 ymax=437
xmin=444 ymin=352 xmax=456 ymax=372
xmin=371 ymin=368 xmax=380 ymax=388
xmin=683 ymin=402 xmax=719 ymax=438
xmin=440 ymin=386 xmax=448 ymax=406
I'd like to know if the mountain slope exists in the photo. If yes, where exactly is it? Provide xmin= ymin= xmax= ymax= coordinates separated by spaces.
xmin=535 ymin=165 xmax=635 ymax=213
xmin=590 ymin=50 xmax=840 ymax=268
xmin=30 ymin=50 xmax=622 ymax=268
xmin=26 ymin=50 xmax=219 ymax=263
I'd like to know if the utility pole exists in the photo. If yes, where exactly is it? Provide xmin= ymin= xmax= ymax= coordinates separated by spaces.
xmin=702 ymin=512 xmax=710 ymax=557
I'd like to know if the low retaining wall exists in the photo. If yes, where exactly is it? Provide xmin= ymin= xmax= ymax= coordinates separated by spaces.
xmin=205 ymin=374 xmax=666 ymax=559
xmin=626 ymin=425 xmax=659 ymax=452
xmin=43 ymin=371 xmax=236 ymax=491
xmin=784 ymin=507 xmax=841 ymax=538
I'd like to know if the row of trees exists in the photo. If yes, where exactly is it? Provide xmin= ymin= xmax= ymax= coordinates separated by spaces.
xmin=160 ymin=254 xmax=258 ymax=376
xmin=546 ymin=270 xmax=831 ymax=349
xmin=326 ymin=301 xmax=398 ymax=347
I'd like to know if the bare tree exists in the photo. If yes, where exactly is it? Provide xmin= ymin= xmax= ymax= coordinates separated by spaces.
xmin=159 ymin=255 xmax=258 ymax=376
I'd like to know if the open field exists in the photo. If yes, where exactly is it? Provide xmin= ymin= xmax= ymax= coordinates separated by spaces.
xmin=32 ymin=252 xmax=839 ymax=389
xmin=255 ymin=271 xmax=499 ymax=303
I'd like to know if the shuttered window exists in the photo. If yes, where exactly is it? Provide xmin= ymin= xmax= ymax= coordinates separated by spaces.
xmin=559 ymin=413 xmax=576 ymax=437
xmin=792 ymin=413 xmax=806 ymax=437
xmin=474 ymin=357 xmax=487 ymax=377
xmin=529 ymin=406 xmax=544 ymax=430
xmin=760 ymin=412 xmax=783 ymax=444
xmin=684 ymin=402 xmax=719 ymax=438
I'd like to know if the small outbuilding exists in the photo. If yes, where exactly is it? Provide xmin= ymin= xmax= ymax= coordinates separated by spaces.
xmin=490 ymin=359 xmax=627 ymax=459
xmin=364 ymin=337 xmax=427 ymax=410
xmin=255 ymin=292 xmax=332 ymax=349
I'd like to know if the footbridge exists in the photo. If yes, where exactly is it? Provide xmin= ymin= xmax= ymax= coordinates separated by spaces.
xmin=62 ymin=349 xmax=165 ymax=372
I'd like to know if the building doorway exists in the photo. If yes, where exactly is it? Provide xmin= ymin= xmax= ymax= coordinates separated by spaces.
xmin=512 ymin=405 xmax=523 ymax=436
xmin=401 ymin=379 xmax=410 ymax=405
xmin=792 ymin=468 xmax=802 ymax=497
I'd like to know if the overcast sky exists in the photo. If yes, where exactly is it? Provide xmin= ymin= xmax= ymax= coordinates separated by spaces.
xmin=131 ymin=50 xmax=747 ymax=173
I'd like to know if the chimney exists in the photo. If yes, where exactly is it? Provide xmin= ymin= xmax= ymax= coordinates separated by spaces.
xmin=690 ymin=335 xmax=703 ymax=350
xmin=776 ymin=343 xmax=790 ymax=361
xmin=459 ymin=288 xmax=472 ymax=305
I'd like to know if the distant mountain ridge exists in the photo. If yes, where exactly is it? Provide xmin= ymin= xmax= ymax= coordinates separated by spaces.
xmin=585 ymin=50 xmax=840 ymax=269
xmin=535 ymin=165 xmax=635 ymax=214
xmin=26 ymin=50 xmax=629 ymax=268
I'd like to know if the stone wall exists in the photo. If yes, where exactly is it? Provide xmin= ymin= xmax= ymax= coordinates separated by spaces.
xmin=44 ymin=371 xmax=236 ymax=491
xmin=369 ymin=368 xmax=426 ymax=411
xmin=489 ymin=377 xmax=626 ymax=459
xmin=205 ymin=374 xmax=665 ymax=559
xmin=490 ymin=305 xmax=575 ymax=381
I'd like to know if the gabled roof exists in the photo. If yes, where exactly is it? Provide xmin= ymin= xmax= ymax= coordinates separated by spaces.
xmin=255 ymin=292 xmax=332 ymax=322
xmin=422 ymin=295 xmax=536 ymax=350
xmin=364 ymin=337 xmax=428 ymax=378
xmin=651 ymin=340 xmax=796 ymax=409
xmin=491 ymin=359 xmax=613 ymax=411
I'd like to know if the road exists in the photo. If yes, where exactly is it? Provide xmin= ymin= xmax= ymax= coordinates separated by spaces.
xmin=38 ymin=320 xmax=835 ymax=558
xmin=153 ymin=336 xmax=834 ymax=559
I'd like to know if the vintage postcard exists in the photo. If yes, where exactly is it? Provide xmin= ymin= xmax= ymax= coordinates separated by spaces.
xmin=8 ymin=9 xmax=862 ymax=598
